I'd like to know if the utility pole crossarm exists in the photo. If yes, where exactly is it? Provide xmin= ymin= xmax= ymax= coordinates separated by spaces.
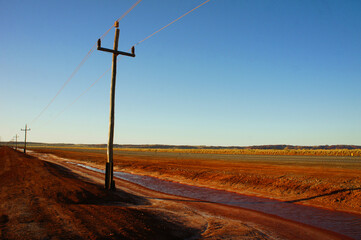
xmin=97 ymin=39 xmax=135 ymax=57
xmin=96 ymin=21 xmax=136 ymax=191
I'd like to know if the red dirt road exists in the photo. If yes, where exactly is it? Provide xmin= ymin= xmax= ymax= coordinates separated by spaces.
xmin=0 ymin=147 xmax=351 ymax=239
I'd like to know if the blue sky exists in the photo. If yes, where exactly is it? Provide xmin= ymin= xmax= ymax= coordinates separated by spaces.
xmin=1 ymin=0 xmax=360 ymax=146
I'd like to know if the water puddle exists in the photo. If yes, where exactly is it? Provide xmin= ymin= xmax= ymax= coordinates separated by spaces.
xmin=69 ymin=162 xmax=361 ymax=239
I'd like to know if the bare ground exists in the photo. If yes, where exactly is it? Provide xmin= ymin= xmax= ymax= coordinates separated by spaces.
xmin=31 ymin=148 xmax=361 ymax=215
xmin=0 ymin=147 xmax=351 ymax=239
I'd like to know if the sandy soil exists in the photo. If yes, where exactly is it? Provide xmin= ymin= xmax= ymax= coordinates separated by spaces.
xmin=0 ymin=147 xmax=352 ymax=239
xmin=32 ymin=148 xmax=361 ymax=215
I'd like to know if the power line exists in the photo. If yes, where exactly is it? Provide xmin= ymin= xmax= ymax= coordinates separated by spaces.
xmin=30 ymin=0 xmax=143 ymax=126
xmin=41 ymin=0 xmax=211 ymax=127
xmin=93 ymin=0 xmax=144 ymax=45
xmin=135 ymin=0 xmax=211 ymax=46
xmin=117 ymin=0 xmax=143 ymax=22
xmin=44 ymin=67 xmax=112 ymax=126
xmin=30 ymin=47 xmax=95 ymax=125
xmin=44 ymin=52 xmax=129 ymax=125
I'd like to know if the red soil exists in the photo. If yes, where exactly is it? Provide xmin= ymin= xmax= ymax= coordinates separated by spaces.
xmin=1 ymin=147 xmax=353 ymax=239
xmin=0 ymin=147 xmax=196 ymax=239
xmin=32 ymin=148 xmax=361 ymax=215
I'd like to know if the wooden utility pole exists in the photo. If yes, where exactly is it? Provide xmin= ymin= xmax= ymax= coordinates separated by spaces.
xmin=21 ymin=124 xmax=31 ymax=153
xmin=97 ymin=21 xmax=136 ymax=190
xmin=15 ymin=134 xmax=19 ymax=150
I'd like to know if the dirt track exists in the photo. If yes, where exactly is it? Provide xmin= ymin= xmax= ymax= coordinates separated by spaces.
xmin=0 ymin=147 xmax=351 ymax=239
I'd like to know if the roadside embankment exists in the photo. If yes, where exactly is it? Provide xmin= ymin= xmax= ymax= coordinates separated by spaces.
xmin=0 ymin=147 xmax=198 ymax=239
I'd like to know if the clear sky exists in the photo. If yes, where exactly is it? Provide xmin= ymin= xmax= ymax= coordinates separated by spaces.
xmin=1 ymin=0 xmax=360 ymax=146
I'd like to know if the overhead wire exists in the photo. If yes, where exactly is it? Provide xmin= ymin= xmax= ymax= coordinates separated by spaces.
xmin=95 ymin=0 xmax=142 ymax=47
xmin=134 ymin=0 xmax=211 ymax=46
xmin=29 ymin=0 xmax=143 ymax=126
xmin=43 ymin=0 xmax=211 ymax=126
xmin=116 ymin=0 xmax=143 ymax=22
xmin=30 ymin=47 xmax=95 ymax=125
xmin=44 ymin=67 xmax=112 ymax=126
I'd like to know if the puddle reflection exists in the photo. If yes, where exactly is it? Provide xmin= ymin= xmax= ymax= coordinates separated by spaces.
xmin=69 ymin=162 xmax=361 ymax=239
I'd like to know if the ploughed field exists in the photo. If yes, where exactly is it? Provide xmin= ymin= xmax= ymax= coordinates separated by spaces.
xmin=32 ymin=147 xmax=361 ymax=215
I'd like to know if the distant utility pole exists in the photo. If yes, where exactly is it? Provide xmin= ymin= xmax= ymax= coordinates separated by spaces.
xmin=97 ymin=21 xmax=136 ymax=190
xmin=10 ymin=138 xmax=14 ymax=149
xmin=15 ymin=134 xmax=19 ymax=150
xmin=21 ymin=124 xmax=31 ymax=153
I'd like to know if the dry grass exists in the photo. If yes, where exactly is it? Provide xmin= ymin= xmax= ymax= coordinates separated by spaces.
xmin=31 ymin=145 xmax=361 ymax=157
xmin=114 ymin=148 xmax=361 ymax=157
